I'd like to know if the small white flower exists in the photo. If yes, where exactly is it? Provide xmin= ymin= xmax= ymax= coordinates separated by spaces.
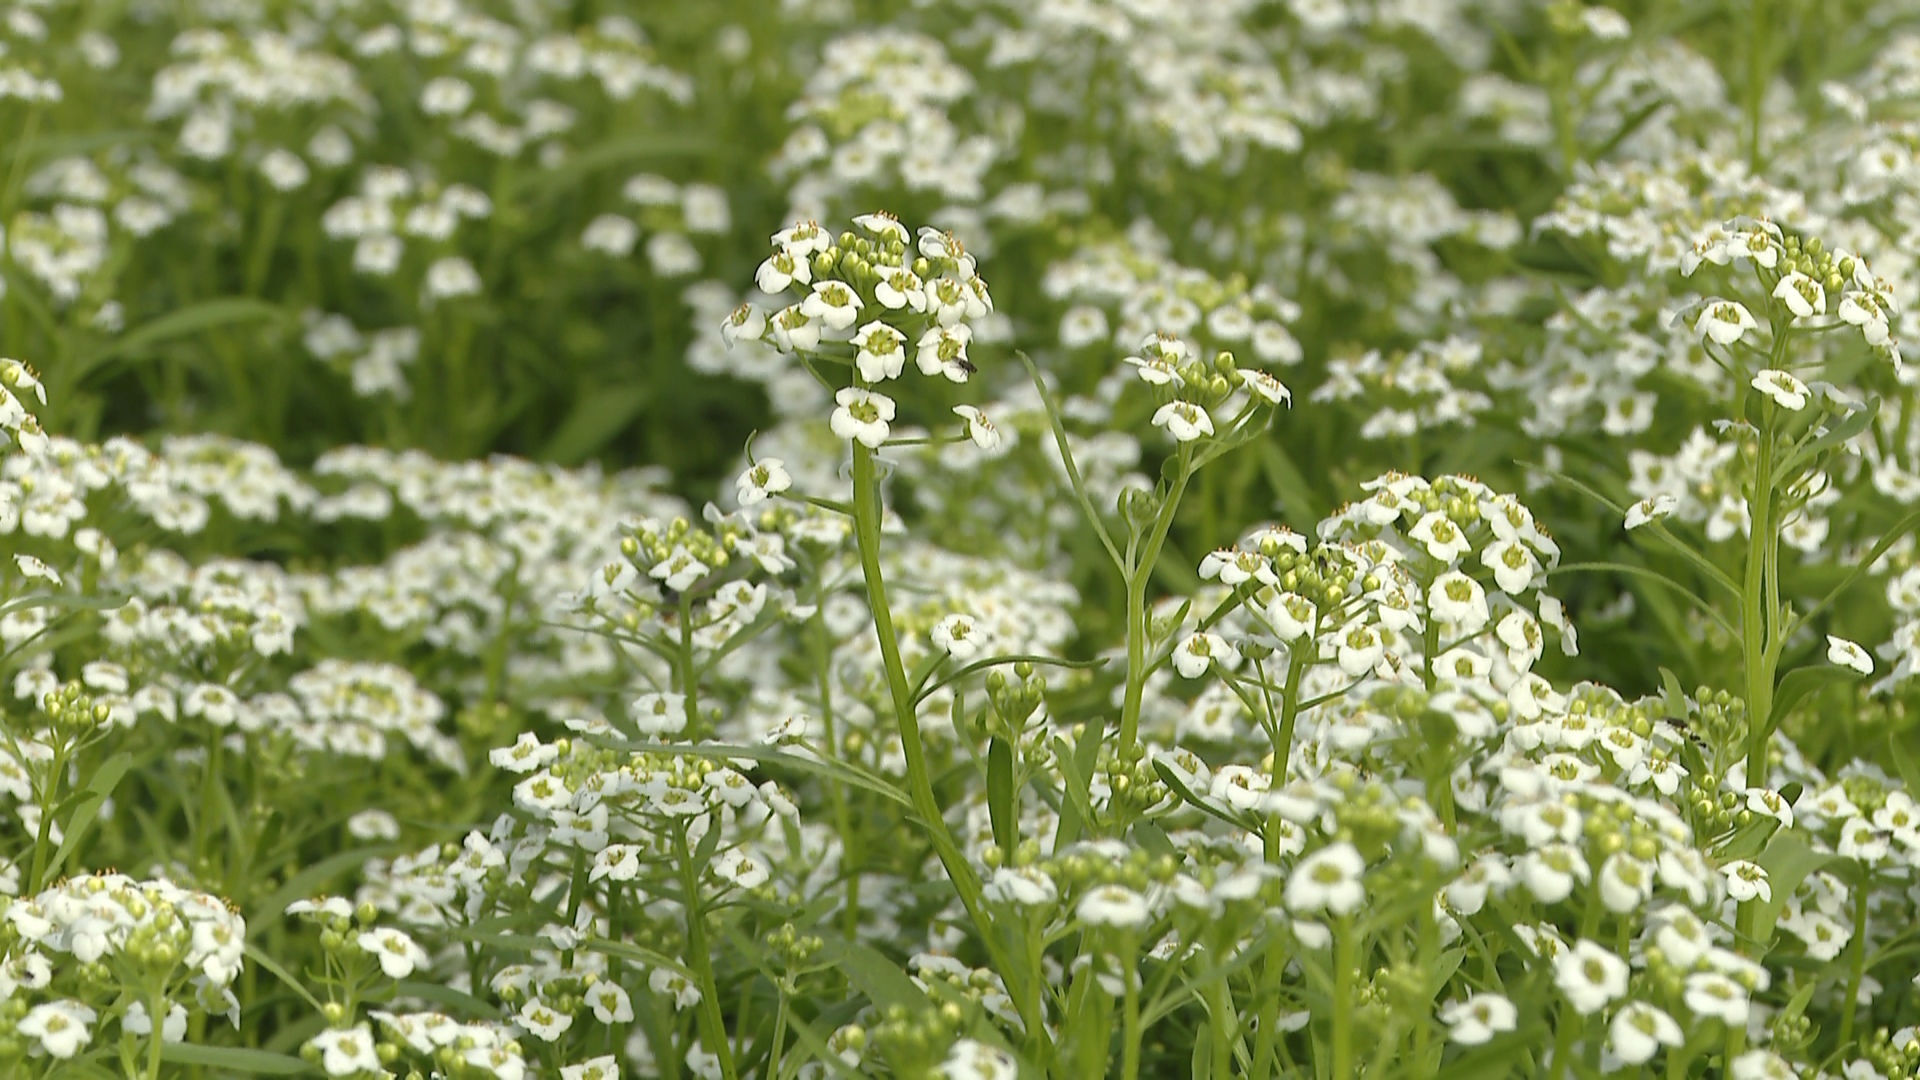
xmin=1720 ymin=860 xmax=1771 ymax=903
xmin=1828 ymin=634 xmax=1873 ymax=675
xmin=755 ymin=249 xmax=811 ymax=293
xmin=630 ymin=692 xmax=688 ymax=737
xmin=875 ymin=267 xmax=925 ymax=311
xmin=1683 ymin=971 xmax=1750 ymax=1026
xmin=1285 ymin=842 xmax=1367 ymax=915
xmin=1408 ymin=511 xmax=1472 ymax=563
xmin=1608 ymin=1002 xmax=1682 ymax=1065
xmin=736 ymin=458 xmax=792 ymax=505
xmin=18 ymin=1000 xmax=95 ymax=1059
xmin=1427 ymin=571 xmax=1489 ymax=635
xmin=590 ymin=844 xmax=642 ymax=883
xmin=1246 ymin=369 xmax=1291 ymax=405
xmin=424 ymin=256 xmax=482 ymax=301
xmin=1624 ymin=494 xmax=1678 ymax=529
xmin=1751 ymin=369 xmax=1809 ymax=411
xmin=831 ymin=387 xmax=895 ymax=448
xmin=649 ymin=545 xmax=709 ymax=591
xmin=952 ymin=405 xmax=1002 ymax=451
xmin=1153 ymin=401 xmax=1214 ymax=442
xmin=915 ymin=324 xmax=974 ymax=381
xmin=1555 ymin=940 xmax=1628 ymax=1015
xmin=852 ymin=211 xmax=909 ymax=244
xmin=931 ymin=613 xmax=984 ymax=660
xmin=308 ymin=1024 xmax=380 ymax=1076
xmin=518 ymin=997 xmax=574 ymax=1042
xmin=357 ymin=927 xmax=430 ymax=979
xmin=1265 ymin=592 xmax=1317 ymax=642
xmin=1172 ymin=632 xmax=1239 ymax=678
xmin=1439 ymin=994 xmax=1517 ymax=1046
xmin=13 ymin=554 xmax=60 ymax=585
xmin=1336 ymin=623 xmax=1385 ymax=677
xmin=1696 ymin=300 xmax=1758 ymax=346
xmin=1077 ymin=884 xmax=1151 ymax=929
xmin=1772 ymin=272 xmax=1826 ymax=318
xmin=800 ymin=281 xmax=863 ymax=330
xmin=563 ymin=1053 xmax=622 ymax=1080
xmin=939 ymin=1037 xmax=1018 ymax=1080
xmin=720 ymin=303 xmax=766 ymax=347
xmin=851 ymin=321 xmax=907 ymax=382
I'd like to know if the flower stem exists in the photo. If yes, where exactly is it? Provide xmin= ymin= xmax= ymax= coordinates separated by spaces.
xmin=1117 ymin=455 xmax=1193 ymax=760
xmin=677 ymin=827 xmax=738 ymax=1080
xmin=1332 ymin=915 xmax=1356 ymax=1080
xmin=1837 ymin=881 xmax=1870 ymax=1048
xmin=848 ymin=442 xmax=1044 ymax=1050
xmin=1743 ymin=409 xmax=1776 ymax=788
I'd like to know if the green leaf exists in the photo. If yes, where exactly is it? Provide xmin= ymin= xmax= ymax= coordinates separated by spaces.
xmin=540 ymin=384 xmax=650 ymax=465
xmin=583 ymin=736 xmax=913 ymax=810
xmin=392 ymin=980 xmax=503 ymax=1019
xmin=819 ymin=937 xmax=927 ymax=1011
xmin=1792 ymin=504 xmax=1920 ymax=634
xmin=987 ymin=737 xmax=1016 ymax=855
xmin=159 ymin=1044 xmax=315 ymax=1075
xmin=512 ymin=134 xmax=728 ymax=203
xmin=1767 ymin=663 xmax=1863 ymax=738
xmin=42 ymin=752 xmax=132 ymax=884
xmin=250 ymin=846 xmax=399 ymax=933
xmin=1150 ymin=758 xmax=1250 ymax=832
xmin=1658 ymin=667 xmax=1689 ymax=722
xmin=1014 ymin=350 xmax=1123 ymax=571
xmin=584 ymin=938 xmax=695 ymax=981
xmin=1889 ymin=732 xmax=1920 ymax=796
xmin=244 ymin=942 xmax=325 ymax=1013
xmin=78 ymin=298 xmax=282 ymax=376
xmin=1779 ymin=394 xmax=1880 ymax=476
xmin=0 ymin=591 xmax=128 ymax=618
xmin=1751 ymin=828 xmax=1838 ymax=948
xmin=1551 ymin=561 xmax=1733 ymax=637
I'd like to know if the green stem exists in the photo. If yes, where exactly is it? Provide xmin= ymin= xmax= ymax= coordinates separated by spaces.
xmin=678 ymin=591 xmax=700 ymax=736
xmin=1743 ymin=408 xmax=1776 ymax=787
xmin=1117 ymin=456 xmax=1193 ymax=759
xmin=25 ymin=742 xmax=65 ymax=893
xmin=1837 ymin=881 xmax=1870 ymax=1049
xmin=1120 ymin=936 xmax=1143 ymax=1080
xmin=677 ymin=828 xmax=738 ymax=1080
xmin=1332 ymin=915 xmax=1356 ymax=1080
xmin=848 ymin=442 xmax=1044 ymax=1051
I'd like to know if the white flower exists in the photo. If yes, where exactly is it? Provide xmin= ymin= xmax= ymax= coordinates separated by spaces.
xmin=630 ymin=692 xmax=688 ymax=737
xmin=712 ymin=849 xmax=770 ymax=890
xmin=916 ymin=325 xmax=974 ymax=381
xmin=952 ymin=405 xmax=1002 ymax=451
xmin=13 ymin=554 xmax=60 ymax=585
xmin=721 ymin=303 xmax=766 ymax=347
xmin=755 ymin=249 xmax=810 ymax=293
xmin=1336 ymin=623 xmax=1385 ymax=677
xmin=424 ymin=256 xmax=482 ymax=301
xmin=1729 ymin=1050 xmax=1795 ymax=1080
xmin=1772 ymin=271 xmax=1826 ymax=318
xmin=308 ymin=1025 xmax=381 ymax=1076
xmin=1172 ymin=632 xmax=1239 ymax=678
xmin=1828 ymin=634 xmax=1873 ymax=675
xmin=1839 ymin=291 xmax=1892 ymax=347
xmin=852 ymin=211 xmax=909 ymax=244
xmin=18 ymin=1000 xmax=95 ymax=1058
xmin=518 ymin=997 xmax=574 ymax=1042
xmin=1683 ymin=971 xmax=1750 ymax=1025
xmin=1285 ymin=842 xmax=1366 ymax=915
xmin=357 ymin=927 xmax=430 ymax=979
xmin=800 ymin=281 xmax=863 ymax=330
xmin=1696 ymin=301 xmax=1758 ymax=346
xmin=931 ymin=613 xmax=984 ymax=660
xmin=649 ymin=545 xmax=709 ymax=592
xmin=1427 ymin=571 xmax=1489 ymax=635
xmin=851 ymin=321 xmax=907 ymax=382
xmin=1408 ymin=511 xmax=1472 ymax=563
xmin=830 ymin=387 xmax=895 ymax=448
xmin=1153 ymin=401 xmax=1214 ymax=442
xmin=1246 ymin=369 xmax=1291 ymax=405
xmin=1077 ymin=884 xmax=1151 ymax=929
xmin=1555 ymin=940 xmax=1628 ymax=1015
xmin=563 ymin=1054 xmax=622 ymax=1080
xmin=1751 ymin=369 xmax=1809 ymax=411
xmin=736 ymin=459 xmax=792 ymax=505
xmin=876 ymin=267 xmax=925 ymax=311
xmin=1624 ymin=494 xmax=1678 ymax=529
xmin=1720 ymin=860 xmax=1771 ymax=903
xmin=1439 ymin=994 xmax=1517 ymax=1046
xmin=939 ymin=1037 xmax=1018 ymax=1080
xmin=590 ymin=844 xmax=642 ymax=883
xmin=1608 ymin=1002 xmax=1682 ymax=1065
xmin=1265 ymin=592 xmax=1317 ymax=642
xmin=1480 ymin=538 xmax=1539 ymax=593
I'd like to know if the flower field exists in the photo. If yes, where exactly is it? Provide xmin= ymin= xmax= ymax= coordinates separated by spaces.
xmin=5 ymin=1 xmax=1920 ymax=1077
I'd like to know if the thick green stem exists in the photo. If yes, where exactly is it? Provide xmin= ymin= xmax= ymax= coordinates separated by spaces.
xmin=848 ymin=442 xmax=1044 ymax=1050
xmin=1743 ymin=411 xmax=1776 ymax=788
xmin=677 ymin=829 xmax=739 ymax=1080
xmin=678 ymin=591 xmax=700 ymax=736
xmin=1837 ymin=882 xmax=1870 ymax=1048
xmin=1117 ymin=458 xmax=1193 ymax=759
xmin=1120 ymin=935 xmax=1143 ymax=1080
xmin=1332 ymin=915 xmax=1356 ymax=1080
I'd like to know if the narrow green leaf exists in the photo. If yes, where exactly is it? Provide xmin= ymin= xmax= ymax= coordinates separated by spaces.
xmin=1150 ymin=759 xmax=1250 ymax=832
xmin=540 ymin=384 xmax=650 ymax=465
xmin=1014 ymin=350 xmax=1124 ymax=571
xmin=244 ymin=942 xmax=325 ymax=1013
xmin=584 ymin=737 xmax=914 ymax=811
xmin=1767 ymin=663 xmax=1862 ymax=738
xmin=251 ymin=846 xmax=399 ymax=933
xmin=1752 ymin=829 xmax=1838 ymax=947
xmin=81 ymin=298 xmax=282 ymax=373
xmin=43 ymin=752 xmax=132 ymax=883
xmin=1779 ymin=394 xmax=1880 ymax=476
xmin=0 ymin=591 xmax=127 ymax=618
xmin=159 ymin=1043 xmax=315 ymax=1075
xmin=819 ymin=937 xmax=927 ymax=1011
xmin=986 ymin=737 xmax=1016 ymax=855
xmin=392 ymin=980 xmax=503 ymax=1019
xmin=1889 ymin=733 xmax=1920 ymax=797
xmin=1657 ymin=667 xmax=1688 ymax=722
xmin=585 ymin=937 xmax=697 ymax=981
xmin=1792 ymin=505 xmax=1920 ymax=634
xmin=1551 ymin=561 xmax=1733 ymax=637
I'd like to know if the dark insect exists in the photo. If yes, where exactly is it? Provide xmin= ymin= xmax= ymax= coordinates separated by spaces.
xmin=955 ymin=358 xmax=978 ymax=376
